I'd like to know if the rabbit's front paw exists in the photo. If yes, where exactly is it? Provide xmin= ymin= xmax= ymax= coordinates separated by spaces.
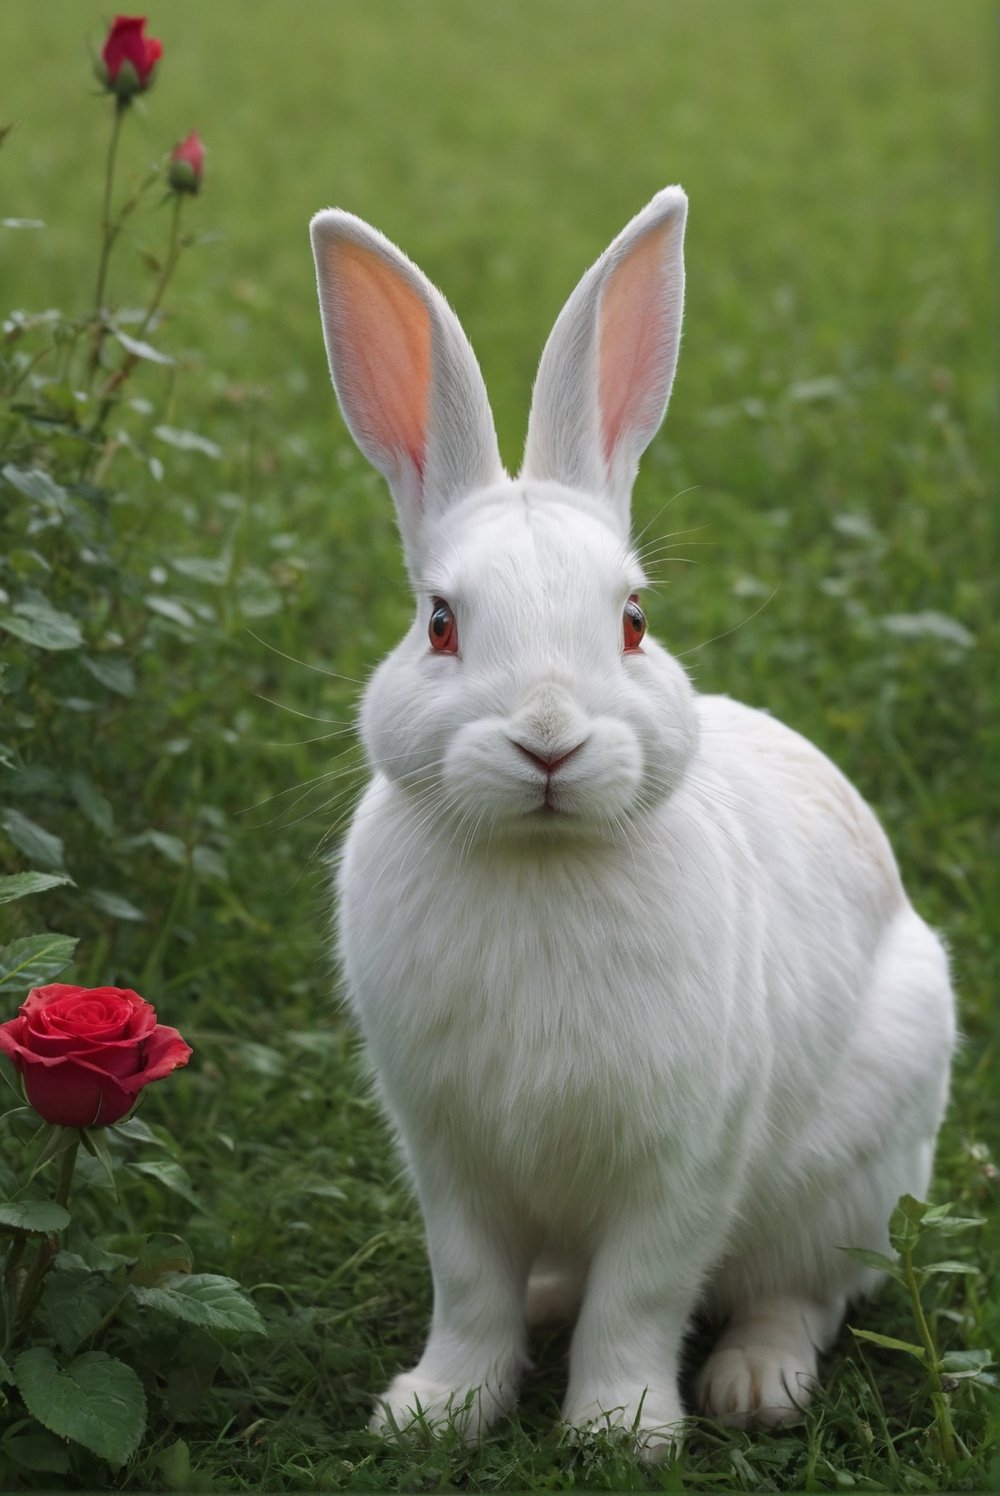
xmin=563 ymin=1387 xmax=685 ymax=1464
xmin=370 ymin=1370 xmax=511 ymax=1443
xmin=696 ymin=1346 xmax=815 ymax=1428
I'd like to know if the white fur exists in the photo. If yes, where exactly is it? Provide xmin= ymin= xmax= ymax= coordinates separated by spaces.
xmin=309 ymin=188 xmax=955 ymax=1459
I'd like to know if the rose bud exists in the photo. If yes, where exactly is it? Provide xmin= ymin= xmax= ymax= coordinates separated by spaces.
xmin=99 ymin=15 xmax=163 ymax=100
xmin=0 ymin=984 xmax=192 ymax=1129
xmin=168 ymin=131 xmax=205 ymax=195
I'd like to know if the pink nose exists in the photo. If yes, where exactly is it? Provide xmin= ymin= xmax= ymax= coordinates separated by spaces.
xmin=513 ymin=741 xmax=585 ymax=775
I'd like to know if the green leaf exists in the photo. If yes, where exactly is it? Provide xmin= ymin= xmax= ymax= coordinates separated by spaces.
xmin=850 ymin=1328 xmax=926 ymax=1359
xmin=917 ymin=1259 xmax=981 ymax=1276
xmin=69 ymin=772 xmax=114 ymax=837
xmin=0 ymin=1200 xmax=71 ymax=1234
xmin=145 ymin=595 xmax=197 ymax=629
xmin=888 ymin=1195 xmax=926 ymax=1253
xmin=172 ymin=551 xmax=231 ymax=586
xmin=0 ymin=599 xmax=83 ymax=651
xmin=13 ymin=1347 xmax=146 ymax=1467
xmin=939 ymin=1348 xmax=994 ymax=1378
xmin=0 ymin=1427 xmax=71 ymax=1474
xmin=157 ymin=1437 xmax=191 ymax=1491
xmin=1 ymin=808 xmax=65 ymax=870
xmin=81 ymin=653 xmax=136 ymax=697
xmin=0 ymin=1353 xmax=12 ymax=1383
xmin=127 ymin=1159 xmax=199 ymax=1207
xmin=41 ymin=1266 xmax=117 ymax=1355
xmin=0 ymin=933 xmax=78 ymax=996
xmin=0 ymin=872 xmax=71 ymax=905
xmin=0 ymin=464 xmax=68 ymax=509
xmin=837 ymin=1246 xmax=902 ymax=1279
xmin=153 ymin=424 xmax=221 ymax=458
xmin=128 ymin=1272 xmax=265 ymax=1335
xmin=88 ymin=888 xmax=146 ymax=922
xmin=129 ymin=1232 xmax=194 ymax=1287
xmin=80 ymin=1125 xmax=118 ymax=1195
xmin=114 ymin=329 xmax=175 ymax=366
xmin=919 ymin=1213 xmax=986 ymax=1235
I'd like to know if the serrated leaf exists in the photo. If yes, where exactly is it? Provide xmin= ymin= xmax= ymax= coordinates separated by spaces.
xmin=850 ymin=1328 xmax=926 ymax=1359
xmin=13 ymin=1347 xmax=146 ymax=1467
xmin=0 ymin=1353 xmax=11 ymax=1383
xmin=69 ymin=772 xmax=114 ymax=837
xmin=0 ymin=599 xmax=83 ymax=651
xmin=152 ymin=424 xmax=221 ymax=458
xmin=0 ymin=1200 xmax=71 ymax=1234
xmin=81 ymin=653 xmax=136 ymax=697
xmin=1 ymin=1428 xmax=71 ymax=1474
xmin=114 ymin=329 xmax=175 ymax=366
xmin=0 ymin=872 xmax=72 ymax=905
xmin=128 ymin=1272 xmax=265 ymax=1335
xmin=0 ymin=932 xmax=78 ymax=996
xmin=88 ymin=889 xmax=146 ymax=922
xmin=1 ymin=808 xmax=65 ymax=870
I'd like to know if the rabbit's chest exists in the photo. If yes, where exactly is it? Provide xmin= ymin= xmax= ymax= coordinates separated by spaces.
xmin=338 ymin=805 xmax=740 ymax=1214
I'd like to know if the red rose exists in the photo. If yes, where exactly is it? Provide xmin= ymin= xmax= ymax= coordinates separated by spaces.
xmin=100 ymin=15 xmax=163 ymax=98
xmin=168 ymin=131 xmax=205 ymax=194
xmin=0 ymin=984 xmax=191 ymax=1128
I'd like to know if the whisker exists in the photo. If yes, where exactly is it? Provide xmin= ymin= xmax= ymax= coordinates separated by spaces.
xmin=246 ymin=628 xmax=364 ymax=686
xmin=677 ymin=587 xmax=780 ymax=659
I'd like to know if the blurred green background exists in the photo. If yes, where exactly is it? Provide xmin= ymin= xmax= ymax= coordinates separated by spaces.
xmin=2 ymin=2 xmax=996 ymax=1487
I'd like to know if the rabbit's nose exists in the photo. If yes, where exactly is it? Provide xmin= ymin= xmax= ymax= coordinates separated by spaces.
xmin=511 ymin=740 xmax=586 ymax=776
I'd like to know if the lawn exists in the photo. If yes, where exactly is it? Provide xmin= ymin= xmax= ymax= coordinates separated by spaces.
xmin=0 ymin=0 xmax=996 ymax=1489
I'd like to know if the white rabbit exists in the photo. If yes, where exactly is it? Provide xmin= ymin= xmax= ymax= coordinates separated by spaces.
xmin=309 ymin=187 xmax=955 ymax=1458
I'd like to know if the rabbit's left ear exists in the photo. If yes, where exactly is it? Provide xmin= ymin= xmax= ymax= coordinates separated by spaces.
xmin=521 ymin=187 xmax=687 ymax=533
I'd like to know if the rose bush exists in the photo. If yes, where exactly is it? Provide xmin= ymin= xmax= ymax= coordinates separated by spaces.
xmin=0 ymin=985 xmax=191 ymax=1128
xmin=99 ymin=14 xmax=163 ymax=98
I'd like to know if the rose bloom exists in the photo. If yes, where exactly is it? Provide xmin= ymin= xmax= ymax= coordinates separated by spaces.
xmin=0 ymin=985 xmax=191 ymax=1128
xmin=100 ymin=15 xmax=163 ymax=97
xmin=168 ymin=131 xmax=205 ymax=194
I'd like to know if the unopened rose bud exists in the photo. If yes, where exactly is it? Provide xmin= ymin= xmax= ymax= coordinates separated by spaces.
xmin=168 ymin=130 xmax=205 ymax=194
xmin=100 ymin=15 xmax=163 ymax=100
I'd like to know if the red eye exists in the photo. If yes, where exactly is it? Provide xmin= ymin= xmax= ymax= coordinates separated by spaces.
xmin=623 ymin=594 xmax=646 ymax=653
xmin=429 ymin=598 xmax=458 ymax=654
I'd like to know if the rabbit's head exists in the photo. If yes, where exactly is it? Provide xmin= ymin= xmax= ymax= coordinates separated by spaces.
xmin=310 ymin=189 xmax=697 ymax=842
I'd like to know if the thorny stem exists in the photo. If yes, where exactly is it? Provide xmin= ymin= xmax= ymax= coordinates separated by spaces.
xmin=902 ymin=1242 xmax=958 ymax=1465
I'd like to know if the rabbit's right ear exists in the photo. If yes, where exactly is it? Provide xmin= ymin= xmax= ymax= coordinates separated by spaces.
xmin=521 ymin=187 xmax=687 ymax=535
xmin=310 ymin=212 xmax=505 ymax=565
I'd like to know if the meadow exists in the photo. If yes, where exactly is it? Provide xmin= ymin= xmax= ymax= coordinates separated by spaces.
xmin=0 ymin=1 xmax=996 ymax=1488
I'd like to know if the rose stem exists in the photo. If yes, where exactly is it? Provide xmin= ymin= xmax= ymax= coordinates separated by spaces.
xmin=11 ymin=1132 xmax=81 ymax=1337
xmin=87 ymin=191 xmax=186 ymax=447
xmin=88 ymin=97 xmax=128 ymax=383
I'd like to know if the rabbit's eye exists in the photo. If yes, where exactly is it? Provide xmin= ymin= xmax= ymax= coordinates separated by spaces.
xmin=429 ymin=598 xmax=458 ymax=654
xmin=623 ymin=595 xmax=646 ymax=653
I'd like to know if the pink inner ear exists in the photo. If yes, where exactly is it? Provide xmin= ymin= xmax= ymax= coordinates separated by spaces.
xmin=597 ymin=221 xmax=674 ymax=465
xmin=323 ymin=238 xmax=432 ymax=485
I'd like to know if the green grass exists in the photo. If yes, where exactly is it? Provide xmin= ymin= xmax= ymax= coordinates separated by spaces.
xmin=1 ymin=0 xmax=997 ymax=1488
